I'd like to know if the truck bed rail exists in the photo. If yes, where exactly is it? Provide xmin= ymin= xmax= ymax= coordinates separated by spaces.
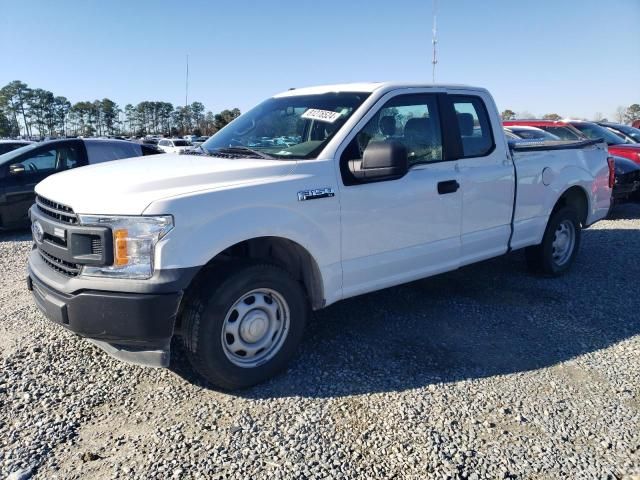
xmin=509 ymin=138 xmax=604 ymax=152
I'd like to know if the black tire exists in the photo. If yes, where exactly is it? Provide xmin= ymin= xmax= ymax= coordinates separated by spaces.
xmin=525 ymin=206 xmax=581 ymax=277
xmin=180 ymin=262 xmax=307 ymax=390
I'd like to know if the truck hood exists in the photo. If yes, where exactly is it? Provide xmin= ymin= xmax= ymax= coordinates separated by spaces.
xmin=35 ymin=153 xmax=297 ymax=215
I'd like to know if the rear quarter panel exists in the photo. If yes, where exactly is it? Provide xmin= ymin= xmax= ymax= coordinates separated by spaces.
xmin=510 ymin=142 xmax=610 ymax=249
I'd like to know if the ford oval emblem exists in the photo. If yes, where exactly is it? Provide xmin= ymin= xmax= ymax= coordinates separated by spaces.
xmin=32 ymin=221 xmax=44 ymax=243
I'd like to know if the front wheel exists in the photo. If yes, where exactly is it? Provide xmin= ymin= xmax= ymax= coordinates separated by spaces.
xmin=525 ymin=206 xmax=581 ymax=276
xmin=181 ymin=263 xmax=308 ymax=390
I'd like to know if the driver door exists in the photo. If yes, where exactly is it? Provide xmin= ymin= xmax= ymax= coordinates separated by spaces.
xmin=337 ymin=92 xmax=463 ymax=299
xmin=1 ymin=142 xmax=84 ymax=228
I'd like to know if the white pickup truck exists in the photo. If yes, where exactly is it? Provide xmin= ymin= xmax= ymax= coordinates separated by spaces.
xmin=27 ymin=83 xmax=613 ymax=389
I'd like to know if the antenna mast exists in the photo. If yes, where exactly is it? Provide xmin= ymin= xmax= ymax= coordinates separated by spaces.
xmin=431 ymin=0 xmax=438 ymax=83
xmin=185 ymin=54 xmax=189 ymax=107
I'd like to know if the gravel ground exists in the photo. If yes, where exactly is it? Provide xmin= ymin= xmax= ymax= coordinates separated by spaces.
xmin=1 ymin=204 xmax=639 ymax=479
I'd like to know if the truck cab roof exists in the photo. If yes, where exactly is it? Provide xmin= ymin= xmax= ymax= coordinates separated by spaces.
xmin=275 ymin=82 xmax=486 ymax=97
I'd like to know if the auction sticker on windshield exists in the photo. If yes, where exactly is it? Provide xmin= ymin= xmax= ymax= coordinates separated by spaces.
xmin=301 ymin=108 xmax=342 ymax=123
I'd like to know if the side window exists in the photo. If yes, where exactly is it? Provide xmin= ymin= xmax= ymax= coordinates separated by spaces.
xmin=19 ymin=145 xmax=82 ymax=174
xmin=451 ymin=96 xmax=494 ymax=158
xmin=59 ymin=145 xmax=82 ymax=169
xmin=21 ymin=149 xmax=57 ymax=173
xmin=342 ymin=94 xmax=443 ymax=171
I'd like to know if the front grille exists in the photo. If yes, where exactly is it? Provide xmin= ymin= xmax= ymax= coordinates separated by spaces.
xmin=39 ymin=248 xmax=81 ymax=277
xmin=91 ymin=238 xmax=103 ymax=255
xmin=36 ymin=196 xmax=77 ymax=225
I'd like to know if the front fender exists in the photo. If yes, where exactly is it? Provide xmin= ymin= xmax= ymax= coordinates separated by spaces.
xmin=149 ymin=180 xmax=342 ymax=305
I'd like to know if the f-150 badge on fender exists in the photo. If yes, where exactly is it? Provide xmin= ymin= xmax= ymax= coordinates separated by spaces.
xmin=297 ymin=187 xmax=335 ymax=201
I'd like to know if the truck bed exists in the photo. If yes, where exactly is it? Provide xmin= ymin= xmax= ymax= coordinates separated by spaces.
xmin=508 ymin=139 xmax=610 ymax=250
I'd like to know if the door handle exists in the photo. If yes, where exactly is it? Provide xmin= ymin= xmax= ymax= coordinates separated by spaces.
xmin=437 ymin=180 xmax=460 ymax=195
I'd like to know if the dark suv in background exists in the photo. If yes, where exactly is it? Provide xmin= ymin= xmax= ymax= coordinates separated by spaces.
xmin=597 ymin=122 xmax=640 ymax=143
xmin=0 ymin=138 xmax=160 ymax=229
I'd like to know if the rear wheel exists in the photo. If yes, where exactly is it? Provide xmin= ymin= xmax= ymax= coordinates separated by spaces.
xmin=525 ymin=206 xmax=581 ymax=276
xmin=181 ymin=263 xmax=307 ymax=389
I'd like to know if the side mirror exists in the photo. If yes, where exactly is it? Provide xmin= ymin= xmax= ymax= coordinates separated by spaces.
xmin=350 ymin=141 xmax=408 ymax=181
xmin=9 ymin=163 xmax=25 ymax=175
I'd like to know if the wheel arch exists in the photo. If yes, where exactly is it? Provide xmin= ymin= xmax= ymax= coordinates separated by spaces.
xmin=552 ymin=185 xmax=589 ymax=226
xmin=179 ymin=236 xmax=326 ymax=326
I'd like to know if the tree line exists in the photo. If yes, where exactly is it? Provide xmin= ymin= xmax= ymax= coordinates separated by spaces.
xmin=0 ymin=80 xmax=241 ymax=139
xmin=500 ymin=104 xmax=640 ymax=124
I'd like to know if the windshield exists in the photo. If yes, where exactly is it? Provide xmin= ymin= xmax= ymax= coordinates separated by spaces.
xmin=173 ymin=140 xmax=190 ymax=146
xmin=541 ymin=126 xmax=582 ymax=140
xmin=571 ymin=122 xmax=627 ymax=145
xmin=0 ymin=142 xmax=41 ymax=166
xmin=504 ymin=130 xmax=519 ymax=139
xmin=201 ymin=92 xmax=370 ymax=159
xmin=609 ymin=124 xmax=640 ymax=142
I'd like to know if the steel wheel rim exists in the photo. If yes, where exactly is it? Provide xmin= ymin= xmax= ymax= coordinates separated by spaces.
xmin=551 ymin=220 xmax=575 ymax=266
xmin=221 ymin=288 xmax=290 ymax=368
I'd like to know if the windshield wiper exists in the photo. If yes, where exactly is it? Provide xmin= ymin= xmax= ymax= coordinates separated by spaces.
xmin=211 ymin=146 xmax=275 ymax=159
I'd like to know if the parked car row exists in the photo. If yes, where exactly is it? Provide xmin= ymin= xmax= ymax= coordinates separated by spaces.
xmin=598 ymin=122 xmax=640 ymax=143
xmin=0 ymin=131 xmax=211 ymax=230
xmin=504 ymin=119 xmax=640 ymax=203
xmin=504 ymin=119 xmax=640 ymax=162
xmin=3 ymin=114 xmax=638 ymax=234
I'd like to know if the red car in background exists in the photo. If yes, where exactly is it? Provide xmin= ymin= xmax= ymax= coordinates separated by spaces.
xmin=504 ymin=119 xmax=640 ymax=164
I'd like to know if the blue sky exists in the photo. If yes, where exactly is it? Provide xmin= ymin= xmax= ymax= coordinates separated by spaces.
xmin=2 ymin=0 xmax=639 ymax=119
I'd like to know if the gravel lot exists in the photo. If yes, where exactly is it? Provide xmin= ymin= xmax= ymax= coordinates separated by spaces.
xmin=1 ymin=204 xmax=639 ymax=479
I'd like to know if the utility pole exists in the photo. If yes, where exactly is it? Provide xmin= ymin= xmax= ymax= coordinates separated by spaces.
xmin=185 ymin=54 xmax=189 ymax=108
xmin=432 ymin=0 xmax=438 ymax=83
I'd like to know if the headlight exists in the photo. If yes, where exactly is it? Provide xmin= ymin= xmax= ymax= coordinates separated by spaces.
xmin=78 ymin=215 xmax=173 ymax=279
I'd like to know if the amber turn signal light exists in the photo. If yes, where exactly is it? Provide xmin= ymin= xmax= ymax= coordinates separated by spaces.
xmin=114 ymin=229 xmax=129 ymax=266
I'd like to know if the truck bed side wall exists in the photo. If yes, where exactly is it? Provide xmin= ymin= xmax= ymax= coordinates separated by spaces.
xmin=510 ymin=143 xmax=610 ymax=250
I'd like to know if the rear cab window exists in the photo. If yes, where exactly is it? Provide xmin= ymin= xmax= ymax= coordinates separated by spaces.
xmin=450 ymin=95 xmax=494 ymax=158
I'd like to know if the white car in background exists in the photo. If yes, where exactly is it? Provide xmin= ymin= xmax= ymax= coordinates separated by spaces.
xmin=157 ymin=138 xmax=192 ymax=153
xmin=504 ymin=125 xmax=562 ymax=141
